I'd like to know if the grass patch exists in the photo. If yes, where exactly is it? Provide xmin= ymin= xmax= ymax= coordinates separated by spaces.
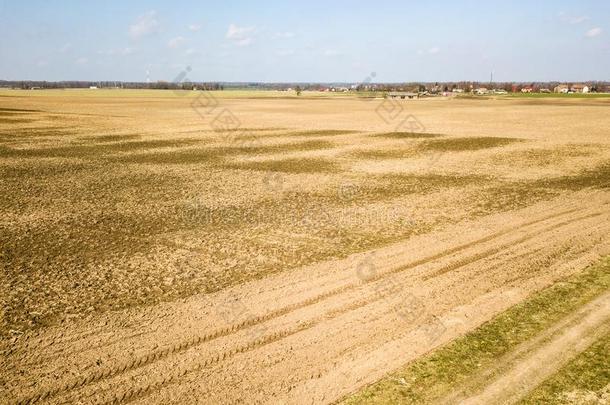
xmin=102 ymin=139 xmax=199 ymax=151
xmin=0 ymin=160 xmax=88 ymax=179
xmin=0 ymin=139 xmax=199 ymax=159
xmin=232 ymin=129 xmax=355 ymax=142
xmin=300 ymin=173 xmax=491 ymax=206
xmin=456 ymin=95 xmax=491 ymax=100
xmin=111 ymin=147 xmax=225 ymax=164
xmin=492 ymin=146 xmax=596 ymax=167
xmin=353 ymin=136 xmax=521 ymax=160
xmin=373 ymin=132 xmax=441 ymax=139
xmin=470 ymin=183 xmax=558 ymax=216
xmin=0 ymin=111 xmax=30 ymax=118
xmin=519 ymin=331 xmax=610 ymax=404
xmin=534 ymin=163 xmax=610 ymax=190
xmin=286 ymin=129 xmax=359 ymax=137
xmin=111 ymin=141 xmax=334 ymax=165
xmin=420 ymin=136 xmax=521 ymax=152
xmin=232 ymin=140 xmax=335 ymax=155
xmin=0 ymin=117 xmax=37 ymax=124
xmin=506 ymin=92 xmax=610 ymax=99
xmin=342 ymin=256 xmax=610 ymax=404
xmin=0 ymin=166 xmax=196 ymax=332
xmin=224 ymin=157 xmax=341 ymax=173
xmin=357 ymin=174 xmax=490 ymax=202
xmin=0 ymin=127 xmax=76 ymax=140
xmin=352 ymin=147 xmax=418 ymax=160
xmin=212 ymin=127 xmax=287 ymax=133
xmin=513 ymin=100 xmax=610 ymax=107
xmin=0 ymin=107 xmax=42 ymax=113
xmin=78 ymin=134 xmax=142 ymax=143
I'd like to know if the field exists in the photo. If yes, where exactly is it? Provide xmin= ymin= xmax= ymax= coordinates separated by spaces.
xmin=504 ymin=92 xmax=610 ymax=99
xmin=1 ymin=89 xmax=609 ymax=404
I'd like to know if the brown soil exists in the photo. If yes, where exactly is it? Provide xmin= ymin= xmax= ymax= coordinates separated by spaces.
xmin=1 ymin=92 xmax=610 ymax=403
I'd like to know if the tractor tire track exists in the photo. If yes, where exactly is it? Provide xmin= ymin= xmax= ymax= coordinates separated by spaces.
xmin=5 ymin=204 xmax=585 ymax=369
xmin=10 ymin=204 xmax=610 ymax=404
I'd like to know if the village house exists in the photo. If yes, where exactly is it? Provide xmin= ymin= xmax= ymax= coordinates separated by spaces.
xmin=387 ymin=91 xmax=418 ymax=99
xmin=570 ymin=84 xmax=589 ymax=93
xmin=554 ymin=84 xmax=569 ymax=93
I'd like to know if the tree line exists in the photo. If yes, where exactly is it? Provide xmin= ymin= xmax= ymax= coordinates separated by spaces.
xmin=1 ymin=80 xmax=608 ymax=92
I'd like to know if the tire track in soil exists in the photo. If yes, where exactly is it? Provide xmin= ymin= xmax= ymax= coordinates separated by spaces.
xmin=108 ymin=217 xmax=610 ymax=405
xmin=10 ymin=208 xmax=609 ymax=404
xmin=111 ymin=232 xmax=603 ymax=405
xmin=10 ymin=205 xmax=609 ymax=405
xmin=5 ymin=205 xmax=584 ymax=367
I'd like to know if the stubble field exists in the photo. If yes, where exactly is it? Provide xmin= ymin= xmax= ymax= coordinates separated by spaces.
xmin=1 ymin=90 xmax=609 ymax=404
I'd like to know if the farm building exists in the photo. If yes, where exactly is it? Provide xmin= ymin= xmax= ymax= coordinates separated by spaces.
xmin=387 ymin=91 xmax=418 ymax=99
xmin=570 ymin=84 xmax=589 ymax=93
xmin=554 ymin=84 xmax=569 ymax=93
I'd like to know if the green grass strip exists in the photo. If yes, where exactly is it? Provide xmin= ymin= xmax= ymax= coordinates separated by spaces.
xmin=342 ymin=256 xmax=610 ymax=404
xmin=519 ymin=330 xmax=610 ymax=404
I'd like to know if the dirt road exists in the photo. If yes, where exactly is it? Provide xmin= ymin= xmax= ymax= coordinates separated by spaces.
xmin=446 ymin=290 xmax=610 ymax=405
xmin=2 ymin=190 xmax=610 ymax=404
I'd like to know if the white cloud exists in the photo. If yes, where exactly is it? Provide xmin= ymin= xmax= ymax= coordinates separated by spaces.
xmin=226 ymin=23 xmax=253 ymax=39
xmin=585 ymin=27 xmax=602 ymax=37
xmin=324 ymin=49 xmax=339 ymax=56
xmin=188 ymin=24 xmax=202 ymax=32
xmin=559 ymin=12 xmax=589 ymax=24
xmin=168 ymin=36 xmax=186 ymax=48
xmin=59 ymin=43 xmax=71 ymax=53
xmin=226 ymin=23 xmax=255 ymax=46
xmin=185 ymin=48 xmax=200 ymax=56
xmin=75 ymin=57 xmax=88 ymax=65
xmin=274 ymin=31 xmax=295 ymax=39
xmin=569 ymin=16 xmax=589 ymax=24
xmin=37 ymin=60 xmax=48 ymax=67
xmin=129 ymin=10 xmax=160 ymax=39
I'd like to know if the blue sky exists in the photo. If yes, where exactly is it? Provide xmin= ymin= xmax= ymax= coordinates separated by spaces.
xmin=0 ymin=0 xmax=608 ymax=82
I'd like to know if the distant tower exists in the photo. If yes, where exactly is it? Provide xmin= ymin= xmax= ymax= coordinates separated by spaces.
xmin=146 ymin=69 xmax=151 ymax=84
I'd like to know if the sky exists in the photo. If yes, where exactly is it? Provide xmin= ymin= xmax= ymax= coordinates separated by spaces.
xmin=0 ymin=0 xmax=608 ymax=83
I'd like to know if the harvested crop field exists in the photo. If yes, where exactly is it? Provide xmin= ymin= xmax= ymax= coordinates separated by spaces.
xmin=1 ymin=90 xmax=610 ymax=404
